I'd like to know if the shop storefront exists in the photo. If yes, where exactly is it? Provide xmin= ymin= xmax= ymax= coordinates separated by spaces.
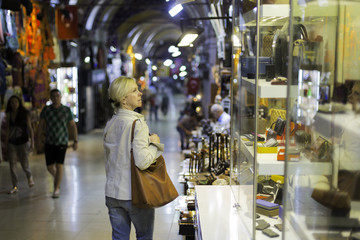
xmin=0 ymin=1 xmax=359 ymax=239
xmin=178 ymin=1 xmax=360 ymax=239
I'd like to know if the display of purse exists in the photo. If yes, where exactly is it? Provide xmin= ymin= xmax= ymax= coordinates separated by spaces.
xmin=311 ymin=188 xmax=351 ymax=216
xmin=294 ymin=130 xmax=311 ymax=147
xmin=130 ymin=120 xmax=179 ymax=208
xmin=273 ymin=18 xmax=309 ymax=84
xmin=266 ymin=128 xmax=277 ymax=141
xmin=262 ymin=31 xmax=275 ymax=57
xmin=310 ymin=136 xmax=332 ymax=162
xmin=240 ymin=56 xmax=272 ymax=79
xmin=272 ymin=25 xmax=288 ymax=78
xmin=266 ymin=116 xmax=286 ymax=141
xmin=273 ymin=117 xmax=286 ymax=136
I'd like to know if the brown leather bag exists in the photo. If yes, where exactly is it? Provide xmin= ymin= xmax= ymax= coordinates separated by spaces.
xmin=311 ymin=188 xmax=351 ymax=211
xmin=130 ymin=120 xmax=179 ymax=208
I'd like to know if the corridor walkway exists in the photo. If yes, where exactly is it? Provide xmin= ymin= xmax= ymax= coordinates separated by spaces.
xmin=0 ymin=93 xmax=187 ymax=240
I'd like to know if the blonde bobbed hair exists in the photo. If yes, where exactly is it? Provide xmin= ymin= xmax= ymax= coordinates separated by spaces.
xmin=108 ymin=76 xmax=137 ymax=109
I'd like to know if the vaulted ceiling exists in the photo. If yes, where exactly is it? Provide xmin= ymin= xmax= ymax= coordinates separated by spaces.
xmin=47 ymin=0 xmax=214 ymax=59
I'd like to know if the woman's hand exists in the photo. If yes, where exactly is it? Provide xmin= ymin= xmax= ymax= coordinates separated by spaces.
xmin=150 ymin=134 xmax=160 ymax=143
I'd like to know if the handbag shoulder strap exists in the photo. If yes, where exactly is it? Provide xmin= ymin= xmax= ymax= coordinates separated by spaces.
xmin=130 ymin=119 xmax=139 ymax=147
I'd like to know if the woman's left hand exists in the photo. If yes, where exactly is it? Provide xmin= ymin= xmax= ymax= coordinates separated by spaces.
xmin=150 ymin=134 xmax=160 ymax=143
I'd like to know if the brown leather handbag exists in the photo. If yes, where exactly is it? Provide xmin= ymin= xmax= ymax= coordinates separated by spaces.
xmin=130 ymin=120 xmax=179 ymax=208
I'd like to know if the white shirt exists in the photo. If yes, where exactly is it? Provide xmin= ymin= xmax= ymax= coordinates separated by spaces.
xmin=212 ymin=112 xmax=231 ymax=133
xmin=218 ymin=112 xmax=231 ymax=125
xmin=103 ymin=109 xmax=164 ymax=200
xmin=338 ymin=112 xmax=360 ymax=171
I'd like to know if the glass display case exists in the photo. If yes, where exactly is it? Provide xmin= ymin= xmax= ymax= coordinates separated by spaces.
xmin=48 ymin=65 xmax=79 ymax=122
xmin=231 ymin=1 xmax=291 ymax=239
xmin=283 ymin=1 xmax=360 ymax=239
xmin=230 ymin=0 xmax=360 ymax=239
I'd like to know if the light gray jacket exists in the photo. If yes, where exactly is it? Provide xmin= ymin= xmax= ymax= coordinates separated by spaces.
xmin=103 ymin=109 xmax=164 ymax=200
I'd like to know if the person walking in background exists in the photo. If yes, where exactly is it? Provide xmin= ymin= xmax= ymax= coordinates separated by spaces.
xmin=37 ymin=89 xmax=78 ymax=198
xmin=148 ymin=93 xmax=158 ymax=121
xmin=5 ymin=95 xmax=35 ymax=194
xmin=104 ymin=76 xmax=163 ymax=240
xmin=161 ymin=93 xmax=169 ymax=116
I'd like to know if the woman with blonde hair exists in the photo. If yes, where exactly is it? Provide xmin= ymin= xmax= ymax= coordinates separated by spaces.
xmin=103 ymin=76 xmax=164 ymax=240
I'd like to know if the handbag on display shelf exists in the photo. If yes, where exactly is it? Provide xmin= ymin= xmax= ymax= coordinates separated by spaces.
xmin=273 ymin=117 xmax=286 ymax=136
xmin=130 ymin=120 xmax=179 ymax=208
xmin=266 ymin=128 xmax=277 ymax=141
xmin=311 ymin=188 xmax=351 ymax=216
xmin=310 ymin=136 xmax=332 ymax=162
xmin=266 ymin=116 xmax=286 ymax=141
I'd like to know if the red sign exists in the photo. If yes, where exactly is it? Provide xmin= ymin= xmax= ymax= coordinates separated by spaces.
xmin=55 ymin=6 xmax=79 ymax=40
xmin=187 ymin=77 xmax=199 ymax=95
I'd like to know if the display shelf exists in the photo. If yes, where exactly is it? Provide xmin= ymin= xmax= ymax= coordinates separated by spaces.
xmin=240 ymin=138 xmax=284 ymax=175
xmin=293 ymin=1 xmax=338 ymax=18
xmin=243 ymin=4 xmax=289 ymax=26
xmin=241 ymin=78 xmax=298 ymax=98
xmin=285 ymin=205 xmax=360 ymax=240
xmin=243 ymin=3 xmax=337 ymax=27
xmin=288 ymin=212 xmax=320 ymax=240
xmin=195 ymin=185 xmax=282 ymax=240
xmin=240 ymin=138 xmax=332 ymax=176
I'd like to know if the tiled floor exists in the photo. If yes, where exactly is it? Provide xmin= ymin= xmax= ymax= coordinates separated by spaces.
xmin=0 ymin=93 xmax=187 ymax=240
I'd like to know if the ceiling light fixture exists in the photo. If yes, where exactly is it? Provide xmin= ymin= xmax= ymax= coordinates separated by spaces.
xmin=163 ymin=59 xmax=173 ymax=67
xmin=177 ymin=33 xmax=198 ymax=47
xmin=172 ymin=51 xmax=181 ymax=57
xmin=134 ymin=53 xmax=142 ymax=60
xmin=179 ymin=71 xmax=187 ymax=77
xmin=169 ymin=4 xmax=183 ymax=17
xmin=168 ymin=45 xmax=178 ymax=53
xmin=70 ymin=41 xmax=78 ymax=47
xmin=175 ymin=0 xmax=195 ymax=4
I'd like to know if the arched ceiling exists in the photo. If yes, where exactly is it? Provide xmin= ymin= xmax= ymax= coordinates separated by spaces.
xmin=49 ymin=0 xmax=213 ymax=59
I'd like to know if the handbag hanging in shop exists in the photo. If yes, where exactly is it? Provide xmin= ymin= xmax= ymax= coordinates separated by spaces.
xmin=130 ymin=120 xmax=179 ymax=208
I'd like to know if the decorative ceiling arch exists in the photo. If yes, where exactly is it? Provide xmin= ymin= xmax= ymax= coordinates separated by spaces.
xmin=116 ymin=11 xmax=181 ymax=43
xmin=142 ymin=27 xmax=182 ymax=56
xmin=51 ymin=0 xmax=213 ymax=59
xmin=123 ymin=23 xmax=181 ymax=58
